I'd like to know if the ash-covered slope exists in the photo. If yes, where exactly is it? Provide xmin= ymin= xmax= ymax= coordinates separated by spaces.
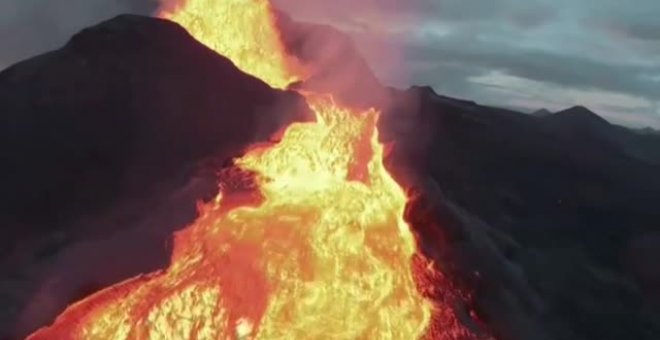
xmin=0 ymin=14 xmax=307 ymax=253
xmin=386 ymin=87 xmax=660 ymax=259
xmin=0 ymin=15 xmax=308 ymax=339
xmin=383 ymin=86 xmax=660 ymax=340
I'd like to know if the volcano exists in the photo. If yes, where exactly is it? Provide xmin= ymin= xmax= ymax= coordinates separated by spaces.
xmin=14 ymin=0 xmax=461 ymax=338
xmin=2 ymin=2 xmax=660 ymax=340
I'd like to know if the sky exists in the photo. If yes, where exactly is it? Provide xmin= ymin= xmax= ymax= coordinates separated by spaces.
xmin=1 ymin=0 xmax=659 ymax=128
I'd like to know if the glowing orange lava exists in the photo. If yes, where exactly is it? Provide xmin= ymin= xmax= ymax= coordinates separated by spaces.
xmin=27 ymin=0 xmax=436 ymax=339
xmin=161 ymin=0 xmax=304 ymax=89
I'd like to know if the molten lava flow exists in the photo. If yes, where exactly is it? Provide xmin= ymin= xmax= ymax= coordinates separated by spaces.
xmin=28 ymin=0 xmax=436 ymax=339
xmin=160 ymin=0 xmax=303 ymax=89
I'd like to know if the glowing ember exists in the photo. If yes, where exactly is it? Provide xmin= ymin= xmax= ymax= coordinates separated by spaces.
xmin=27 ymin=0 xmax=437 ymax=339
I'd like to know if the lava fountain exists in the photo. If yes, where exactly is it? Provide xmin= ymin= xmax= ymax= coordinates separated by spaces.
xmin=27 ymin=0 xmax=438 ymax=338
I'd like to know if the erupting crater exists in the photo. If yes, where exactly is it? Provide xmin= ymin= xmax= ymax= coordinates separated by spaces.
xmin=27 ymin=0 xmax=452 ymax=339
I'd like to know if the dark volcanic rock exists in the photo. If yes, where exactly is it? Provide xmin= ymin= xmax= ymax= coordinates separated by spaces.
xmin=382 ymin=86 xmax=660 ymax=340
xmin=637 ymin=127 xmax=660 ymax=136
xmin=542 ymin=106 xmax=660 ymax=165
xmin=0 ymin=14 xmax=308 ymax=339
xmin=384 ymin=86 xmax=660 ymax=267
xmin=547 ymin=105 xmax=611 ymax=126
xmin=0 ymin=14 xmax=307 ymax=251
xmin=531 ymin=108 xmax=553 ymax=117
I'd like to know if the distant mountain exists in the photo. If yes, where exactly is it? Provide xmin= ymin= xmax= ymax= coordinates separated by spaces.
xmin=539 ymin=106 xmax=660 ymax=164
xmin=636 ymin=126 xmax=660 ymax=136
xmin=531 ymin=108 xmax=553 ymax=117
xmin=544 ymin=105 xmax=611 ymax=127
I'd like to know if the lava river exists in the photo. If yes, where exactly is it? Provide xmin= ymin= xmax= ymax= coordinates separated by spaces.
xmin=27 ymin=0 xmax=441 ymax=339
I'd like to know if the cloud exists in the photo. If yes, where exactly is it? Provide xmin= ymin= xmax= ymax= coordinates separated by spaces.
xmin=274 ymin=0 xmax=660 ymax=127
xmin=407 ymin=36 xmax=660 ymax=100
xmin=0 ymin=0 xmax=156 ymax=68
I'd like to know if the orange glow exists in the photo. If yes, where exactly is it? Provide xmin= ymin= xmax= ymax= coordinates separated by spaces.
xmin=160 ymin=0 xmax=304 ymax=89
xmin=27 ymin=0 xmax=439 ymax=339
